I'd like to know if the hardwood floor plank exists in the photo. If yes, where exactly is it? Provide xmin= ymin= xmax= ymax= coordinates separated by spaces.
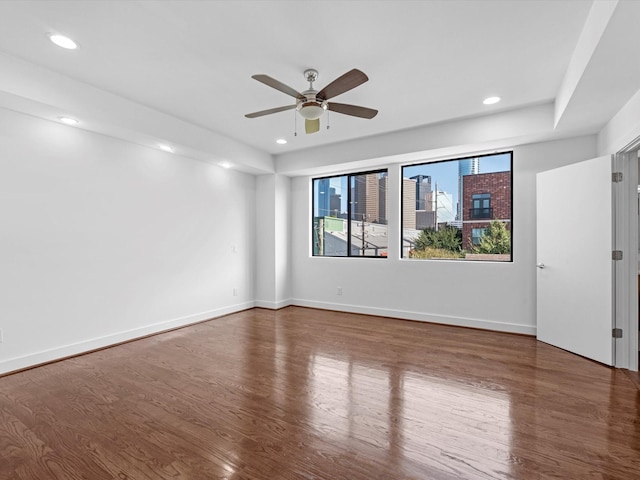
xmin=1 ymin=306 xmax=639 ymax=479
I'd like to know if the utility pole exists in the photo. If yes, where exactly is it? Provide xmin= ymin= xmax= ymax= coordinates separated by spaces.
xmin=361 ymin=213 xmax=366 ymax=255
xmin=434 ymin=182 xmax=438 ymax=231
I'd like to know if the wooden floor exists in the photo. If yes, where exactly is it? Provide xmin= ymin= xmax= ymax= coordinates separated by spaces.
xmin=1 ymin=307 xmax=639 ymax=479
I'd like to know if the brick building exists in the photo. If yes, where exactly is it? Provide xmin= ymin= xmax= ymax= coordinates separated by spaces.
xmin=462 ymin=171 xmax=511 ymax=250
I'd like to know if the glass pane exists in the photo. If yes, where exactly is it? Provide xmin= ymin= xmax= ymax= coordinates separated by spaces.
xmin=402 ymin=153 xmax=512 ymax=261
xmin=313 ymin=176 xmax=348 ymax=256
xmin=349 ymin=172 xmax=388 ymax=257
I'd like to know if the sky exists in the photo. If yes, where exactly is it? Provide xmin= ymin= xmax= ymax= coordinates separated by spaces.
xmin=403 ymin=153 xmax=511 ymax=211
xmin=314 ymin=152 xmax=511 ymax=217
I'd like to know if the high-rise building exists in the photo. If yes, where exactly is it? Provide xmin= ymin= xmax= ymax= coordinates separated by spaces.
xmin=315 ymin=178 xmax=344 ymax=218
xmin=329 ymin=187 xmax=341 ymax=216
xmin=315 ymin=178 xmax=331 ymax=217
xmin=410 ymin=175 xmax=432 ymax=211
xmin=457 ymin=158 xmax=479 ymax=220
xmin=352 ymin=173 xmax=383 ymax=223
xmin=402 ymin=178 xmax=417 ymax=229
xmin=379 ymin=173 xmax=388 ymax=223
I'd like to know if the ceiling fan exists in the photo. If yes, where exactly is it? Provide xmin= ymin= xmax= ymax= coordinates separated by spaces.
xmin=245 ymin=68 xmax=378 ymax=134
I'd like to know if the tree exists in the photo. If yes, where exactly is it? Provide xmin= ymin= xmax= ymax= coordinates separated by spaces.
xmin=414 ymin=226 xmax=462 ymax=253
xmin=414 ymin=228 xmax=437 ymax=251
xmin=472 ymin=221 xmax=510 ymax=254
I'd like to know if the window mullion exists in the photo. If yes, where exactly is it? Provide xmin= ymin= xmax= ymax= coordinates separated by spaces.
xmin=347 ymin=174 xmax=352 ymax=256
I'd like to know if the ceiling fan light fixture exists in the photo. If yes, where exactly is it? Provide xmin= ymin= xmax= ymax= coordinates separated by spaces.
xmin=297 ymin=101 xmax=327 ymax=120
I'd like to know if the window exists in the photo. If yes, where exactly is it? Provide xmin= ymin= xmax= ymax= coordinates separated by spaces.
xmin=401 ymin=152 xmax=512 ymax=262
xmin=472 ymin=228 xmax=485 ymax=245
xmin=471 ymin=193 xmax=492 ymax=219
xmin=312 ymin=169 xmax=388 ymax=257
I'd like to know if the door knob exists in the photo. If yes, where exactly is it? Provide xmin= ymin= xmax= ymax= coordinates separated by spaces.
xmin=536 ymin=263 xmax=545 ymax=269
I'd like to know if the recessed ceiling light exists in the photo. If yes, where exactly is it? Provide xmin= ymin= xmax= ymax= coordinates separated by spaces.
xmin=483 ymin=96 xmax=501 ymax=105
xmin=276 ymin=138 xmax=287 ymax=145
xmin=219 ymin=161 xmax=232 ymax=169
xmin=158 ymin=144 xmax=174 ymax=153
xmin=49 ymin=34 xmax=78 ymax=50
xmin=58 ymin=116 xmax=79 ymax=125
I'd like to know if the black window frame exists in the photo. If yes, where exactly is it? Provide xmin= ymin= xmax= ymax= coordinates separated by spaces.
xmin=312 ymin=168 xmax=388 ymax=258
xmin=400 ymin=151 xmax=513 ymax=262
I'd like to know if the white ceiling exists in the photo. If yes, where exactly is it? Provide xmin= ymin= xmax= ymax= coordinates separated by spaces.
xmin=0 ymin=0 xmax=638 ymax=172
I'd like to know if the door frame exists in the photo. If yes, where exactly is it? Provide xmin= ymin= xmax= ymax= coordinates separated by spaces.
xmin=614 ymin=139 xmax=640 ymax=371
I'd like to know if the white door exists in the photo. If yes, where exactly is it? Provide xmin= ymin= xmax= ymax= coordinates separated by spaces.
xmin=536 ymin=155 xmax=614 ymax=365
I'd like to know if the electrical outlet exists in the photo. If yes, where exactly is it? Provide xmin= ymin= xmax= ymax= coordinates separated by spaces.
xmin=233 ymin=288 xmax=238 ymax=296
xmin=336 ymin=287 xmax=342 ymax=296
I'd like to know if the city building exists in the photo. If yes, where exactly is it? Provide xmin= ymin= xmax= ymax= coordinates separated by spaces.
xmin=461 ymin=171 xmax=511 ymax=250
xmin=315 ymin=177 xmax=331 ymax=217
xmin=410 ymin=174 xmax=432 ymax=210
xmin=457 ymin=157 xmax=479 ymax=221
xmin=352 ymin=172 xmax=385 ymax=223
xmin=402 ymin=177 xmax=417 ymax=229
xmin=415 ymin=190 xmax=454 ymax=230
xmin=321 ymin=219 xmax=389 ymax=256
xmin=378 ymin=173 xmax=388 ymax=223
xmin=415 ymin=209 xmax=436 ymax=230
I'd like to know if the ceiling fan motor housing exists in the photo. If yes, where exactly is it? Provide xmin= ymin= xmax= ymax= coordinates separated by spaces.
xmin=296 ymin=90 xmax=327 ymax=120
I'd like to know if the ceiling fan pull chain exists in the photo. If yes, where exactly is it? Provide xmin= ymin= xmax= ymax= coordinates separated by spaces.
xmin=327 ymin=110 xmax=330 ymax=130
xmin=294 ymin=109 xmax=297 ymax=136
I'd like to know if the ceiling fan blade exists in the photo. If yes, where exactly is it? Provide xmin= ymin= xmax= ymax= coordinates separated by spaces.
xmin=245 ymin=105 xmax=296 ymax=118
xmin=252 ymin=74 xmax=305 ymax=100
xmin=305 ymin=118 xmax=320 ymax=134
xmin=316 ymin=69 xmax=369 ymax=101
xmin=328 ymin=102 xmax=378 ymax=119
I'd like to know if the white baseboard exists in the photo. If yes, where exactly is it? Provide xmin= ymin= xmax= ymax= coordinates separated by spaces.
xmin=1 ymin=299 xmax=535 ymax=376
xmin=291 ymin=299 xmax=536 ymax=336
xmin=254 ymin=298 xmax=293 ymax=310
xmin=0 ymin=301 xmax=255 ymax=376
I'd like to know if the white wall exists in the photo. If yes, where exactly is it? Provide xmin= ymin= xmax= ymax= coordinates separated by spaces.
xmin=276 ymin=103 xmax=555 ymax=177
xmin=598 ymin=87 xmax=640 ymax=154
xmin=290 ymin=135 xmax=597 ymax=334
xmin=255 ymin=175 xmax=276 ymax=304
xmin=274 ymin=174 xmax=291 ymax=304
xmin=0 ymin=99 xmax=619 ymax=375
xmin=254 ymin=173 xmax=291 ymax=309
xmin=0 ymin=108 xmax=256 ymax=374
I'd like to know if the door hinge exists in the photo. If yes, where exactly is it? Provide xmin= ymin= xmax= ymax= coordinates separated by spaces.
xmin=612 ymin=172 xmax=623 ymax=182
xmin=612 ymin=328 xmax=623 ymax=338
xmin=612 ymin=250 xmax=623 ymax=260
